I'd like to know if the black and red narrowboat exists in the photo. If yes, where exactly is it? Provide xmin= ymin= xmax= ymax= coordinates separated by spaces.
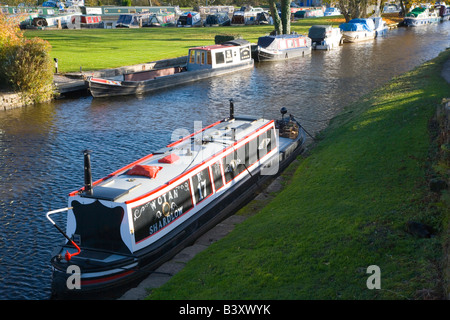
xmin=46 ymin=102 xmax=306 ymax=298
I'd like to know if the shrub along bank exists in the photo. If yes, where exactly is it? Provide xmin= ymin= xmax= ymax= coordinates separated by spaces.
xmin=146 ymin=49 xmax=450 ymax=300
xmin=0 ymin=14 xmax=54 ymax=104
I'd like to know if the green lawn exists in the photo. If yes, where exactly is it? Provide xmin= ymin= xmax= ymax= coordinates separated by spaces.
xmin=24 ymin=16 xmax=344 ymax=73
xmin=144 ymin=49 xmax=450 ymax=300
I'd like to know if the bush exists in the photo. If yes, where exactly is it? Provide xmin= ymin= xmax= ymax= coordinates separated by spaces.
xmin=5 ymin=38 xmax=54 ymax=103
xmin=0 ymin=13 xmax=54 ymax=103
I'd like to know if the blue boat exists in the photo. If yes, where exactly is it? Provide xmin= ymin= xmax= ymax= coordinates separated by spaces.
xmin=339 ymin=18 xmax=376 ymax=43
xmin=372 ymin=17 xmax=388 ymax=37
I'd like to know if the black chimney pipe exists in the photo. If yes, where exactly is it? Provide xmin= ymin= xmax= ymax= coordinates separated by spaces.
xmin=229 ymin=99 xmax=234 ymax=120
xmin=83 ymin=149 xmax=93 ymax=195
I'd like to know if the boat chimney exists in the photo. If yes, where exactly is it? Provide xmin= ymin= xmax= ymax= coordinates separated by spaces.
xmin=229 ymin=99 xmax=234 ymax=120
xmin=83 ymin=149 xmax=93 ymax=195
xmin=280 ymin=107 xmax=287 ymax=120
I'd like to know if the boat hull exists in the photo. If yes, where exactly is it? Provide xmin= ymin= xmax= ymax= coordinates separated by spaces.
xmin=403 ymin=17 xmax=439 ymax=26
xmin=88 ymin=60 xmax=254 ymax=98
xmin=341 ymin=31 xmax=376 ymax=43
xmin=50 ymin=132 xmax=305 ymax=299
xmin=256 ymin=47 xmax=311 ymax=62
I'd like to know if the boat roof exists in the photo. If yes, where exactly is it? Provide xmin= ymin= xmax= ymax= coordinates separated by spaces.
xmin=189 ymin=40 xmax=250 ymax=51
xmin=71 ymin=116 xmax=273 ymax=204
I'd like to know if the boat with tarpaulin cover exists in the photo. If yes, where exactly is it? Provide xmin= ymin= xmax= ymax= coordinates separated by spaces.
xmin=308 ymin=25 xmax=342 ymax=50
xmin=255 ymin=33 xmax=312 ymax=61
xmin=46 ymin=102 xmax=307 ymax=298
xmin=339 ymin=18 xmax=376 ymax=43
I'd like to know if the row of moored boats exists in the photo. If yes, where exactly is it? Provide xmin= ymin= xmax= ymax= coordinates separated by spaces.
xmin=44 ymin=3 xmax=449 ymax=299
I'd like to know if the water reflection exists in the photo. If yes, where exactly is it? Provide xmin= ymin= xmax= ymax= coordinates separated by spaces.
xmin=0 ymin=22 xmax=449 ymax=299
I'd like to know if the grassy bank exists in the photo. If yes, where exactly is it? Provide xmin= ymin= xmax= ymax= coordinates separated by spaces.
xmin=145 ymin=49 xmax=450 ymax=300
xmin=24 ymin=16 xmax=352 ymax=73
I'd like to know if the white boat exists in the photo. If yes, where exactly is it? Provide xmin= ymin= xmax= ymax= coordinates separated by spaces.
xmin=256 ymin=33 xmax=312 ymax=61
xmin=404 ymin=7 xmax=440 ymax=26
xmin=231 ymin=6 xmax=266 ymax=25
xmin=308 ymin=25 xmax=342 ymax=50
xmin=339 ymin=18 xmax=376 ymax=43
xmin=372 ymin=17 xmax=388 ymax=36
xmin=88 ymin=40 xmax=254 ymax=98
xmin=46 ymin=102 xmax=307 ymax=298
xmin=323 ymin=7 xmax=341 ymax=16
xmin=382 ymin=4 xmax=401 ymax=13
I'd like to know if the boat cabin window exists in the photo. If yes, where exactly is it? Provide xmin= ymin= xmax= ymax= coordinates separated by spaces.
xmin=215 ymin=52 xmax=225 ymax=64
xmin=207 ymin=51 xmax=212 ymax=65
xmin=240 ymin=47 xmax=251 ymax=61
xmin=222 ymin=148 xmax=246 ymax=184
xmin=225 ymin=49 xmax=233 ymax=63
xmin=221 ymin=127 xmax=276 ymax=184
xmin=192 ymin=167 xmax=212 ymax=204
xmin=211 ymin=161 xmax=224 ymax=191
xmin=189 ymin=50 xmax=195 ymax=63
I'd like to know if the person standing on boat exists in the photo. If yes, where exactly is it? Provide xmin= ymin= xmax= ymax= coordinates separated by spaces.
xmin=187 ymin=12 xmax=192 ymax=26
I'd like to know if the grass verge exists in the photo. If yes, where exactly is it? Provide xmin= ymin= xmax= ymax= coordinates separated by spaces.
xmin=145 ymin=49 xmax=450 ymax=300
xmin=24 ymin=16 xmax=359 ymax=73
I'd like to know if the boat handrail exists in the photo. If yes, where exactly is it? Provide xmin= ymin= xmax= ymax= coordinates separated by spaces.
xmin=46 ymin=207 xmax=81 ymax=261
xmin=46 ymin=206 xmax=73 ymax=225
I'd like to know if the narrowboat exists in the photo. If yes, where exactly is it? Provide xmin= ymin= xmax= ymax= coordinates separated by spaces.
xmin=70 ymin=14 xmax=102 ymax=29
xmin=87 ymin=40 xmax=254 ymax=98
xmin=403 ymin=7 xmax=439 ymax=26
xmin=255 ymin=33 xmax=312 ymax=62
xmin=46 ymin=102 xmax=307 ymax=298
xmin=339 ymin=18 xmax=376 ymax=43
xmin=308 ymin=25 xmax=342 ymax=50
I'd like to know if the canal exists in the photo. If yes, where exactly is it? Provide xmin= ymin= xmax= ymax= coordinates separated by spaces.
xmin=0 ymin=23 xmax=449 ymax=299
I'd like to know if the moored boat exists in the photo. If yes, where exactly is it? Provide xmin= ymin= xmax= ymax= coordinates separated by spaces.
xmin=436 ymin=2 xmax=450 ymax=21
xmin=308 ymin=25 xmax=342 ymax=50
xmin=339 ymin=18 xmax=376 ymax=43
xmin=177 ymin=11 xmax=203 ymax=27
xmin=255 ymin=33 xmax=312 ymax=61
xmin=372 ymin=17 xmax=388 ymax=37
xmin=46 ymin=102 xmax=307 ymax=298
xmin=403 ymin=7 xmax=439 ymax=26
xmin=204 ymin=12 xmax=231 ymax=26
xmin=87 ymin=40 xmax=254 ymax=98
xmin=323 ymin=7 xmax=341 ymax=16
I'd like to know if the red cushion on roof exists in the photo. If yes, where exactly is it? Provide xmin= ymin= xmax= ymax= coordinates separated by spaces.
xmin=126 ymin=165 xmax=162 ymax=179
xmin=158 ymin=153 xmax=180 ymax=164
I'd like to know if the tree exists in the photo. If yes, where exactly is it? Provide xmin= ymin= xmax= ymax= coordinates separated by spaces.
xmin=268 ymin=0 xmax=291 ymax=35
xmin=336 ymin=0 xmax=371 ymax=22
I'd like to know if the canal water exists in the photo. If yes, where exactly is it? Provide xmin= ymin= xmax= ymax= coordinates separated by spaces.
xmin=0 ymin=23 xmax=449 ymax=300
